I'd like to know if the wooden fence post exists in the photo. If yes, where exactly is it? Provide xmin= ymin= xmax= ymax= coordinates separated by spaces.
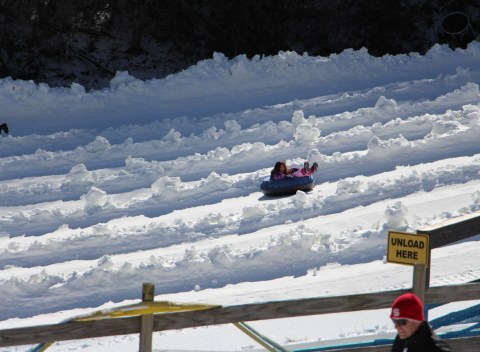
xmin=412 ymin=264 xmax=426 ymax=303
xmin=139 ymin=283 xmax=155 ymax=352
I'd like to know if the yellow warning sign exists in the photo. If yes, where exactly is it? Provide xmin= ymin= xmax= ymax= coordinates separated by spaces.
xmin=387 ymin=231 xmax=429 ymax=266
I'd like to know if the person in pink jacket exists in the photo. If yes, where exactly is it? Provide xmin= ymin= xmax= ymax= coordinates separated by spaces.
xmin=291 ymin=161 xmax=318 ymax=177
xmin=270 ymin=161 xmax=290 ymax=180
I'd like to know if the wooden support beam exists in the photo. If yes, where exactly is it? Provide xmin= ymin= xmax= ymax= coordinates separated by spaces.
xmin=0 ymin=317 xmax=142 ymax=347
xmin=417 ymin=211 xmax=480 ymax=248
xmin=139 ymin=283 xmax=155 ymax=352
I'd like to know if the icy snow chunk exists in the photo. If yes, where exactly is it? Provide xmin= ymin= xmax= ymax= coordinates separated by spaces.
xmin=367 ymin=135 xmax=409 ymax=156
xmin=125 ymin=156 xmax=165 ymax=174
xmin=292 ymin=110 xmax=306 ymax=126
xmin=70 ymin=82 xmax=86 ymax=95
xmin=207 ymin=147 xmax=230 ymax=160
xmin=125 ymin=156 xmax=145 ymax=169
xmin=84 ymin=136 xmax=111 ymax=153
xmin=373 ymin=96 xmax=398 ymax=115
xmin=242 ymin=205 xmax=267 ymax=220
xmin=288 ymin=227 xmax=318 ymax=250
xmin=83 ymin=187 xmax=109 ymax=213
xmin=27 ymin=269 xmax=62 ymax=287
xmin=421 ymin=171 xmax=438 ymax=192
xmin=164 ymin=128 xmax=182 ymax=142
xmin=194 ymin=212 xmax=229 ymax=230
xmin=292 ymin=191 xmax=309 ymax=205
xmin=230 ymin=59 xmax=251 ymax=79
xmin=471 ymin=191 xmax=480 ymax=210
xmin=430 ymin=120 xmax=462 ymax=136
xmin=384 ymin=201 xmax=409 ymax=230
xmin=183 ymin=246 xmax=206 ymax=263
xmin=212 ymin=52 xmax=227 ymax=63
xmin=38 ymin=82 xmax=50 ymax=93
xmin=97 ymin=255 xmax=114 ymax=270
xmin=109 ymin=71 xmax=144 ymax=92
xmin=151 ymin=176 xmax=182 ymax=197
xmin=366 ymin=135 xmax=383 ymax=152
xmin=224 ymin=119 xmax=241 ymax=133
xmin=65 ymin=164 xmax=93 ymax=184
xmin=337 ymin=180 xmax=363 ymax=194
xmin=294 ymin=123 xmax=320 ymax=143
xmin=278 ymin=50 xmax=301 ymax=65
xmin=465 ymin=106 xmax=480 ymax=126
xmin=203 ymin=126 xmax=221 ymax=140
xmin=207 ymin=245 xmax=233 ymax=266
xmin=200 ymin=172 xmax=234 ymax=189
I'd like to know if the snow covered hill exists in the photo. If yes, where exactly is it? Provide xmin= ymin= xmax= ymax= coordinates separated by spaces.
xmin=1 ymin=43 xmax=480 ymax=351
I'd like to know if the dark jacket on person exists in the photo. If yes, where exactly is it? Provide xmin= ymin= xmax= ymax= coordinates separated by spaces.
xmin=391 ymin=321 xmax=452 ymax=352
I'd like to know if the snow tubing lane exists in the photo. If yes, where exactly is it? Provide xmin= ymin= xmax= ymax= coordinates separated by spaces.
xmin=260 ymin=176 xmax=315 ymax=196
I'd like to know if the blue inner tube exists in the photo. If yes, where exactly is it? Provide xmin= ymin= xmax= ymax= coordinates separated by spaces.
xmin=260 ymin=176 xmax=315 ymax=196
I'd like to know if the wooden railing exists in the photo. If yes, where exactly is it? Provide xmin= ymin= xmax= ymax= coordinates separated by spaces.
xmin=1 ymin=211 xmax=480 ymax=351
xmin=1 ymin=282 xmax=479 ymax=350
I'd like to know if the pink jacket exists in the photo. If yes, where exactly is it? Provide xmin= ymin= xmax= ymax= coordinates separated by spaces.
xmin=291 ymin=167 xmax=313 ymax=177
xmin=271 ymin=172 xmax=287 ymax=180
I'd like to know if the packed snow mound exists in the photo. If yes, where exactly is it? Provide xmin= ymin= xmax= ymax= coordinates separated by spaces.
xmin=1 ymin=42 xmax=479 ymax=136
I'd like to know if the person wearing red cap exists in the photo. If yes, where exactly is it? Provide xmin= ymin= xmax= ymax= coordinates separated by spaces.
xmin=390 ymin=293 xmax=451 ymax=351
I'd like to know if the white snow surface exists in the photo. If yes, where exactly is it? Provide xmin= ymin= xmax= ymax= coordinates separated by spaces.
xmin=1 ymin=44 xmax=480 ymax=351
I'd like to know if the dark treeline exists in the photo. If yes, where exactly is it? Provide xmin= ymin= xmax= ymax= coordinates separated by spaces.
xmin=0 ymin=0 xmax=478 ymax=89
